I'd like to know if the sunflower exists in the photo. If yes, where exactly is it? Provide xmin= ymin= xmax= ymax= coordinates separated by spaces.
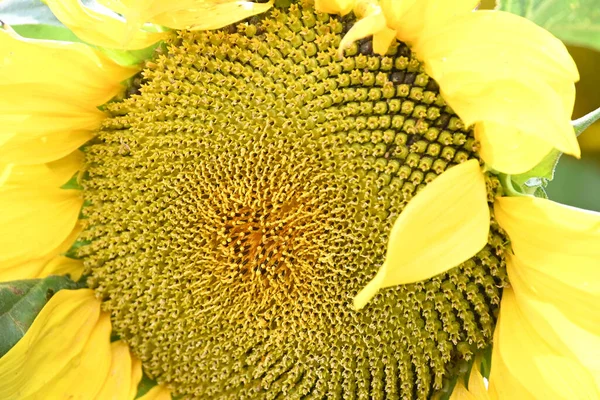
xmin=0 ymin=0 xmax=598 ymax=399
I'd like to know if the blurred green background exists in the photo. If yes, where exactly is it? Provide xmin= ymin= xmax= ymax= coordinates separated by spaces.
xmin=482 ymin=0 xmax=600 ymax=211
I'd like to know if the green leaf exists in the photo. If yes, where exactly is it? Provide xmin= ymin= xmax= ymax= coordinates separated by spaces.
xmin=0 ymin=276 xmax=82 ymax=357
xmin=135 ymin=374 xmax=158 ymax=399
xmin=480 ymin=345 xmax=493 ymax=379
xmin=99 ymin=42 xmax=162 ymax=66
xmin=511 ymin=148 xmax=563 ymax=189
xmin=497 ymin=0 xmax=600 ymax=52
xmin=61 ymin=173 xmax=84 ymax=190
xmin=10 ymin=23 xmax=82 ymax=42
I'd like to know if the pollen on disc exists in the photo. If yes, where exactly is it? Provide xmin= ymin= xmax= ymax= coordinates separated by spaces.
xmin=77 ymin=2 xmax=509 ymax=398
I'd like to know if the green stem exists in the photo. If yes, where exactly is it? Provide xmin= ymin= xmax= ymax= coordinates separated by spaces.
xmin=572 ymin=106 xmax=600 ymax=136
xmin=499 ymin=174 xmax=526 ymax=197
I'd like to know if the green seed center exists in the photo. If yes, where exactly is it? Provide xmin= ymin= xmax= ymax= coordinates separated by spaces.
xmin=78 ymin=3 xmax=508 ymax=398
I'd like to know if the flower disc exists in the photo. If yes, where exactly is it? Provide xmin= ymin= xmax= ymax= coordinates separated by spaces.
xmin=78 ymin=2 xmax=508 ymax=398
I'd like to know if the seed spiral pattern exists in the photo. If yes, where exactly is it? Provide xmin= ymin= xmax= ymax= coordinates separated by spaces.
xmin=78 ymin=3 xmax=509 ymax=398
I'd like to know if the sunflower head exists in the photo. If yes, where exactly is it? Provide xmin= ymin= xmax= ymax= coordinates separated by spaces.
xmin=68 ymin=3 xmax=512 ymax=398
xmin=1 ymin=0 xmax=598 ymax=399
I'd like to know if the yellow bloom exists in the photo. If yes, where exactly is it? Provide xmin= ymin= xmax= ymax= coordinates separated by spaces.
xmin=0 ymin=0 xmax=597 ymax=399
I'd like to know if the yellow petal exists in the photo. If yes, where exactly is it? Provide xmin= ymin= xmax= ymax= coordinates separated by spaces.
xmin=490 ymin=289 xmax=600 ymax=399
xmin=475 ymin=122 xmax=554 ymax=174
xmin=156 ymin=1 xmax=274 ymax=30
xmin=450 ymin=359 xmax=490 ymax=400
xmin=129 ymin=357 xmax=144 ymax=400
xmin=30 ymin=312 xmax=112 ymax=398
xmin=314 ymin=0 xmax=356 ymax=15
xmin=338 ymin=9 xmax=387 ymax=58
xmin=412 ymin=11 xmax=580 ymax=169
xmin=372 ymin=26 xmax=396 ymax=56
xmin=507 ymin=251 xmax=600 ymax=336
xmin=488 ymin=315 xmax=539 ymax=400
xmin=507 ymin=257 xmax=600 ymax=385
xmin=137 ymin=385 xmax=172 ymax=400
xmin=415 ymin=11 xmax=578 ymax=84
xmin=0 ymin=128 xmax=94 ymax=166
xmin=0 ymin=30 xmax=135 ymax=164
xmin=39 ymin=256 xmax=85 ymax=282
xmin=0 ymin=30 xmax=136 ymax=105
xmin=45 ymin=0 xmax=166 ymax=50
xmin=103 ymin=0 xmax=273 ymax=31
xmin=439 ymin=77 xmax=579 ymax=162
xmin=494 ymin=196 xmax=600 ymax=297
xmin=381 ymin=0 xmax=478 ymax=44
xmin=449 ymin=381 xmax=478 ymax=400
xmin=0 ymin=153 xmax=83 ymax=266
xmin=95 ymin=341 xmax=143 ymax=400
xmin=0 ymin=289 xmax=113 ymax=399
xmin=0 ymin=224 xmax=83 ymax=283
xmin=353 ymin=160 xmax=489 ymax=309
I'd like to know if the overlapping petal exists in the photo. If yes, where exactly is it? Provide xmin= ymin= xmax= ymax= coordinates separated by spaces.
xmin=0 ymin=152 xmax=83 ymax=279
xmin=0 ymin=226 xmax=84 ymax=283
xmin=0 ymin=29 xmax=136 ymax=164
xmin=314 ymin=0 xmax=356 ymax=16
xmin=354 ymin=160 xmax=489 ymax=309
xmin=495 ymin=195 xmax=600 ymax=335
xmin=97 ymin=0 xmax=273 ymax=31
xmin=381 ymin=0 xmax=478 ymax=45
xmin=490 ymin=196 xmax=600 ymax=397
xmin=45 ymin=0 xmax=166 ymax=50
xmin=450 ymin=358 xmax=490 ymax=400
xmin=0 ymin=289 xmax=139 ymax=399
xmin=333 ymin=1 xmax=580 ymax=174
xmin=411 ymin=11 xmax=579 ymax=173
xmin=494 ymin=197 xmax=600 ymax=302
xmin=96 ymin=341 xmax=144 ymax=400
xmin=490 ymin=289 xmax=600 ymax=399
xmin=474 ymin=122 xmax=554 ymax=175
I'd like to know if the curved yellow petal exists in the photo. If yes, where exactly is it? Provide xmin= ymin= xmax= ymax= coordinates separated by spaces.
xmin=449 ymin=359 xmax=490 ymax=400
xmin=0 ymin=153 xmax=83 ymax=267
xmin=130 ymin=357 xmax=144 ymax=400
xmin=494 ymin=196 xmax=600 ymax=297
xmin=488 ymin=314 xmax=540 ymax=400
xmin=354 ymin=160 xmax=489 ymax=309
xmin=507 ymin=250 xmax=600 ymax=336
xmin=338 ymin=8 xmax=387 ymax=58
xmin=95 ymin=341 xmax=143 ymax=400
xmin=0 ymin=30 xmax=135 ymax=164
xmin=39 ymin=256 xmax=85 ymax=282
xmin=372 ymin=26 xmax=396 ymax=56
xmin=411 ymin=11 xmax=579 ymax=171
xmin=151 ymin=0 xmax=274 ymax=31
xmin=137 ymin=385 xmax=172 ymax=400
xmin=450 ymin=382 xmax=478 ymax=400
xmin=45 ymin=0 xmax=166 ymax=50
xmin=0 ymin=128 xmax=94 ymax=166
xmin=490 ymin=289 xmax=600 ymax=399
xmin=0 ymin=224 xmax=83 ymax=283
xmin=508 ymin=257 xmax=600 ymax=385
xmin=381 ymin=0 xmax=478 ymax=45
xmin=415 ymin=11 xmax=578 ymax=84
xmin=314 ymin=0 xmax=356 ymax=16
xmin=475 ymin=122 xmax=554 ymax=175
xmin=436 ymin=76 xmax=578 ymax=163
xmin=0 ymin=289 xmax=112 ymax=399
xmin=99 ymin=0 xmax=272 ymax=31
